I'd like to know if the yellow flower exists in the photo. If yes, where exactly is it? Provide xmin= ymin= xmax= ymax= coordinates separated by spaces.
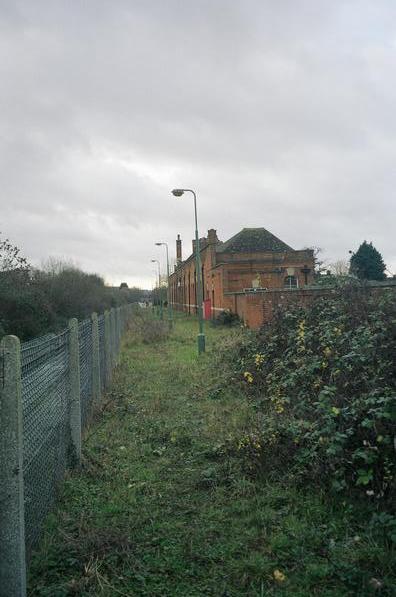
xmin=331 ymin=406 xmax=340 ymax=416
xmin=243 ymin=371 xmax=254 ymax=383
xmin=297 ymin=320 xmax=306 ymax=352
xmin=254 ymin=353 xmax=265 ymax=367
xmin=273 ymin=569 xmax=286 ymax=583
xmin=323 ymin=347 xmax=332 ymax=358
xmin=297 ymin=320 xmax=305 ymax=336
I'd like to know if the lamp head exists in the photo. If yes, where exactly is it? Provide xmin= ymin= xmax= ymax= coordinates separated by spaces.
xmin=155 ymin=242 xmax=162 ymax=246
xmin=172 ymin=189 xmax=184 ymax=197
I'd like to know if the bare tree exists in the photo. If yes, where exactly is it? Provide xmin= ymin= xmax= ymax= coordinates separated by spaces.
xmin=0 ymin=232 xmax=29 ymax=273
xmin=40 ymin=256 xmax=79 ymax=275
xmin=328 ymin=259 xmax=349 ymax=276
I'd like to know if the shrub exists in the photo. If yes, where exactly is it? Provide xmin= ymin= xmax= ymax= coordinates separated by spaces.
xmin=140 ymin=319 xmax=169 ymax=344
xmin=211 ymin=310 xmax=242 ymax=327
xmin=0 ymin=258 xmax=141 ymax=341
xmin=217 ymin=284 xmax=396 ymax=505
xmin=128 ymin=310 xmax=169 ymax=344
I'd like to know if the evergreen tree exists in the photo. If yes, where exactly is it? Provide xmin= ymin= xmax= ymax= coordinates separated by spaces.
xmin=349 ymin=241 xmax=386 ymax=281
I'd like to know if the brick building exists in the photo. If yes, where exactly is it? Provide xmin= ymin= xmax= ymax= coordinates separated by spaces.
xmin=169 ymin=227 xmax=315 ymax=323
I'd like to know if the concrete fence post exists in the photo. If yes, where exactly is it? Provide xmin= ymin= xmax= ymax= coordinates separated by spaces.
xmin=0 ymin=335 xmax=27 ymax=597
xmin=110 ymin=309 xmax=116 ymax=369
xmin=104 ymin=310 xmax=112 ymax=387
xmin=119 ymin=306 xmax=124 ymax=337
xmin=68 ymin=318 xmax=81 ymax=465
xmin=91 ymin=312 xmax=101 ymax=407
xmin=122 ymin=305 xmax=127 ymax=333
xmin=108 ymin=309 xmax=112 ymax=369
xmin=116 ymin=308 xmax=121 ymax=361
xmin=124 ymin=305 xmax=128 ymax=329
xmin=114 ymin=308 xmax=118 ymax=362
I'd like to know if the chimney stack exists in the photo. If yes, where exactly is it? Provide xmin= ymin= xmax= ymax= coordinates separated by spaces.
xmin=176 ymin=234 xmax=182 ymax=263
xmin=207 ymin=229 xmax=218 ymax=244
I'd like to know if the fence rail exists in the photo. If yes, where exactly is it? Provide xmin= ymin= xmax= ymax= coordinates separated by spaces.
xmin=0 ymin=304 xmax=134 ymax=597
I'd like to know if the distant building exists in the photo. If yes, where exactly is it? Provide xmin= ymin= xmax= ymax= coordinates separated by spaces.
xmin=169 ymin=227 xmax=315 ymax=326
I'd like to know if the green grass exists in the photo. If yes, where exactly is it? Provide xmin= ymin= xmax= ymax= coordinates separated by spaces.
xmin=28 ymin=316 xmax=395 ymax=596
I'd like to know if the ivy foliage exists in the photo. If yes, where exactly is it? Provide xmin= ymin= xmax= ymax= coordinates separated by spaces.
xmin=221 ymin=283 xmax=396 ymax=505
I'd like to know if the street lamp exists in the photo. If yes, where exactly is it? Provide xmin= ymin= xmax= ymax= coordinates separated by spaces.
xmin=171 ymin=188 xmax=205 ymax=354
xmin=155 ymin=242 xmax=173 ymax=328
xmin=150 ymin=259 xmax=163 ymax=320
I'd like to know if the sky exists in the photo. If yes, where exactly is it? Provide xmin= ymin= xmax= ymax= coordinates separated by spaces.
xmin=1 ymin=0 xmax=395 ymax=288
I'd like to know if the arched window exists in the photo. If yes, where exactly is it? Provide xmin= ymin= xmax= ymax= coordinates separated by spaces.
xmin=284 ymin=275 xmax=298 ymax=289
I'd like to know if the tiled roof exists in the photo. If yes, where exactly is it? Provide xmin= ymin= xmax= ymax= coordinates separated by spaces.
xmin=216 ymin=228 xmax=293 ymax=253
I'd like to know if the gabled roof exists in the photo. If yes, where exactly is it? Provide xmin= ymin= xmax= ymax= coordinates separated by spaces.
xmin=216 ymin=228 xmax=293 ymax=253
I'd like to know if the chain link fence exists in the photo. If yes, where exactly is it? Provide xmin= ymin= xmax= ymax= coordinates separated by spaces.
xmin=78 ymin=318 xmax=93 ymax=431
xmin=0 ymin=304 xmax=134 ymax=596
xmin=98 ymin=313 xmax=106 ymax=393
xmin=21 ymin=330 xmax=71 ymax=557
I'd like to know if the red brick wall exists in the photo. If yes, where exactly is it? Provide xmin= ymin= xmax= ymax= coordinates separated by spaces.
xmin=226 ymin=285 xmax=396 ymax=329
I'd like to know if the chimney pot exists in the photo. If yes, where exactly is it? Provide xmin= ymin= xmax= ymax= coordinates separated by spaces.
xmin=207 ymin=229 xmax=218 ymax=244
xmin=176 ymin=234 xmax=182 ymax=263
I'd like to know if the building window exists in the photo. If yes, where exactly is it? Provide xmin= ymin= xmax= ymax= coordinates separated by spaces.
xmin=284 ymin=275 xmax=298 ymax=289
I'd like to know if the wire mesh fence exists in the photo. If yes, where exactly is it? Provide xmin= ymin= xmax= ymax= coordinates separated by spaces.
xmin=78 ymin=318 xmax=93 ymax=431
xmin=98 ymin=314 xmax=106 ymax=393
xmin=21 ymin=330 xmax=70 ymax=557
xmin=0 ymin=304 xmax=134 ymax=595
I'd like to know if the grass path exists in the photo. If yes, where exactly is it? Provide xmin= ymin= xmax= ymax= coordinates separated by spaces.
xmin=29 ymin=317 xmax=391 ymax=596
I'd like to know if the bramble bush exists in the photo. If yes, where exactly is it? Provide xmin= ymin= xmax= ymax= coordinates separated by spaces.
xmin=216 ymin=283 xmax=396 ymax=507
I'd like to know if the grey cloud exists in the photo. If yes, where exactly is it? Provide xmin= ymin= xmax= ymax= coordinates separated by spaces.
xmin=1 ymin=0 xmax=395 ymax=287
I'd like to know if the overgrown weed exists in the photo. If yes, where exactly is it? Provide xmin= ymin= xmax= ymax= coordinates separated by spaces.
xmin=127 ymin=308 xmax=169 ymax=344
xmin=29 ymin=313 xmax=396 ymax=596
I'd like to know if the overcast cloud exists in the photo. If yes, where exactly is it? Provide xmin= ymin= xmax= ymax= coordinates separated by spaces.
xmin=1 ymin=0 xmax=395 ymax=287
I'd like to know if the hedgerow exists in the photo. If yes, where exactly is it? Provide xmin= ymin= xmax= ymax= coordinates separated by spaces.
xmin=217 ymin=284 xmax=396 ymax=509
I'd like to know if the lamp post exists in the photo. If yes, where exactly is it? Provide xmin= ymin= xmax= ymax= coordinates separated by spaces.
xmin=171 ymin=188 xmax=205 ymax=354
xmin=150 ymin=259 xmax=163 ymax=320
xmin=155 ymin=242 xmax=173 ymax=328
